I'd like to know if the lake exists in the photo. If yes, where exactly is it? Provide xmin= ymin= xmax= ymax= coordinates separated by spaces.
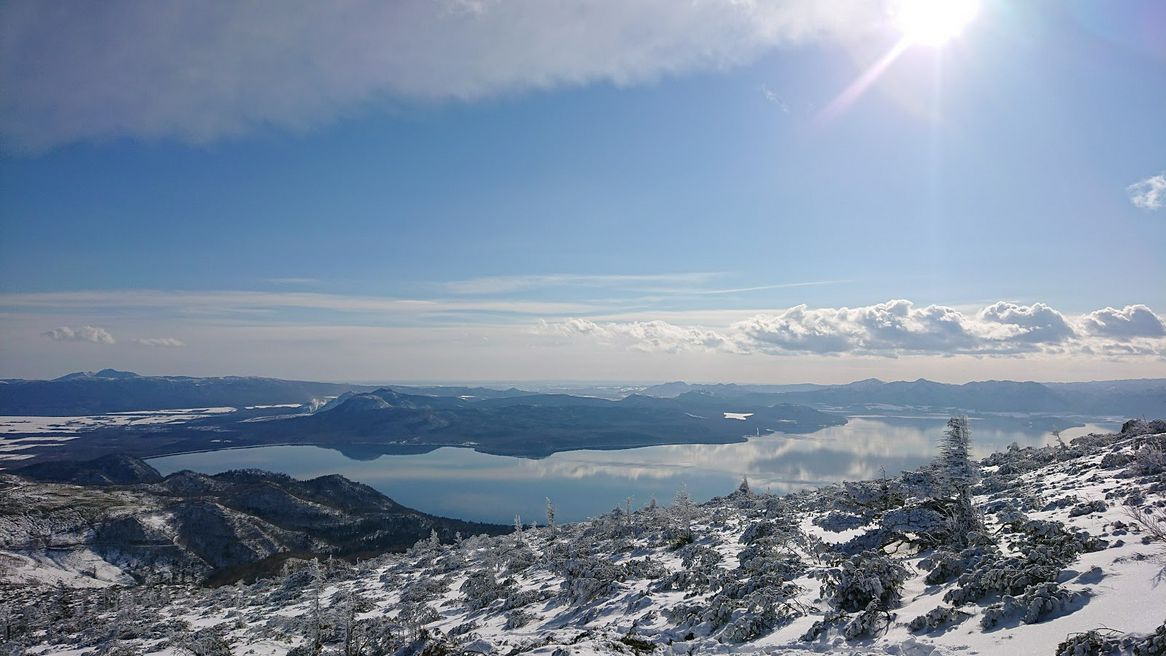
xmin=148 ymin=415 xmax=1118 ymax=525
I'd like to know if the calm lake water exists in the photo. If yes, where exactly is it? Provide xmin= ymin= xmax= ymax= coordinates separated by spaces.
xmin=148 ymin=416 xmax=1118 ymax=525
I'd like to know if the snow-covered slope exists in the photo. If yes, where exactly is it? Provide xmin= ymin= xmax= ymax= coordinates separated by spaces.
xmin=3 ymin=421 xmax=1165 ymax=655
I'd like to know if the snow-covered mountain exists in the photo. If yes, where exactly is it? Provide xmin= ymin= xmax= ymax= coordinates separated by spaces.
xmin=2 ymin=420 xmax=1165 ymax=655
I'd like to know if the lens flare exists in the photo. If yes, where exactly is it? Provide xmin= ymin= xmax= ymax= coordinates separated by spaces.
xmin=894 ymin=0 xmax=980 ymax=46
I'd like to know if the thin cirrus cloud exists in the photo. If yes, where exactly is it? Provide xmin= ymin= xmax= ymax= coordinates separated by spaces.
xmin=0 ymin=289 xmax=593 ymax=320
xmin=1127 ymin=171 xmax=1166 ymax=210
xmin=41 ymin=325 xmax=116 ymax=344
xmin=133 ymin=337 xmax=187 ymax=348
xmin=0 ymin=0 xmax=884 ymax=152
xmin=442 ymin=272 xmax=725 ymax=295
xmin=539 ymin=300 xmax=1166 ymax=357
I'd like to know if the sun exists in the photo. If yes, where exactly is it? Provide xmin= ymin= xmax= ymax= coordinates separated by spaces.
xmin=893 ymin=0 xmax=980 ymax=47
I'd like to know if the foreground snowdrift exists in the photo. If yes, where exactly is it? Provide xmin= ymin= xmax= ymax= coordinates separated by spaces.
xmin=3 ymin=421 xmax=1165 ymax=655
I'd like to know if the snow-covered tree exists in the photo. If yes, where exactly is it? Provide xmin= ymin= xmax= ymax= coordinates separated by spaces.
xmin=938 ymin=416 xmax=976 ymax=500
xmin=935 ymin=415 xmax=982 ymax=542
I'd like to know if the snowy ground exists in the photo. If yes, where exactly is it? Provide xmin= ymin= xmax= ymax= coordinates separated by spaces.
xmin=2 ymin=421 xmax=1165 ymax=655
xmin=0 ymin=407 xmax=264 ymax=462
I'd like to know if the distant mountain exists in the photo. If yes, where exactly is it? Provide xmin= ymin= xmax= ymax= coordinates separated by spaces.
xmin=0 ymin=373 xmax=376 ymax=415
xmin=2 ymin=455 xmax=508 ymax=585
xmin=765 ymin=378 xmax=1166 ymax=417
xmin=639 ymin=381 xmax=829 ymax=397
xmin=274 ymin=388 xmax=846 ymax=458
xmin=53 ymin=368 xmax=142 ymax=381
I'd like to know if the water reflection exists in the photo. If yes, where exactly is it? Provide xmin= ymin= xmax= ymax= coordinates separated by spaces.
xmin=149 ymin=416 xmax=1117 ymax=524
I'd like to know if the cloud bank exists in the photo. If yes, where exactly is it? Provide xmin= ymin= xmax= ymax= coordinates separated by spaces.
xmin=0 ymin=0 xmax=884 ymax=151
xmin=539 ymin=300 xmax=1166 ymax=358
xmin=41 ymin=325 xmax=116 ymax=344
xmin=1128 ymin=171 xmax=1166 ymax=210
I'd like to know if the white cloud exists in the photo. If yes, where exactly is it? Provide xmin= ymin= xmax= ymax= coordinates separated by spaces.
xmin=538 ymin=318 xmax=733 ymax=354
xmin=539 ymin=300 xmax=1166 ymax=358
xmin=975 ymin=302 xmax=1074 ymax=344
xmin=0 ymin=0 xmax=885 ymax=151
xmin=1079 ymin=305 xmax=1166 ymax=339
xmin=1127 ymin=171 xmax=1166 ymax=210
xmin=133 ymin=337 xmax=186 ymax=348
xmin=41 ymin=325 xmax=115 ymax=344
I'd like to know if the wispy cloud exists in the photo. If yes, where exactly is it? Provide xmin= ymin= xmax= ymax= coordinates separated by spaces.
xmin=686 ymin=280 xmax=851 ymax=296
xmin=1128 ymin=171 xmax=1166 ymax=210
xmin=133 ymin=337 xmax=186 ymax=348
xmin=538 ymin=300 xmax=1166 ymax=358
xmin=265 ymin=277 xmax=321 ymax=287
xmin=442 ymin=272 xmax=724 ymax=295
xmin=41 ymin=325 xmax=115 ymax=344
xmin=1 ymin=289 xmax=593 ymax=320
xmin=0 ymin=1 xmax=886 ymax=152
xmin=760 ymin=84 xmax=791 ymax=113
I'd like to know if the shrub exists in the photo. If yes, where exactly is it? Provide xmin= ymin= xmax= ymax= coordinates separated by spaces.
xmin=821 ymin=553 xmax=908 ymax=613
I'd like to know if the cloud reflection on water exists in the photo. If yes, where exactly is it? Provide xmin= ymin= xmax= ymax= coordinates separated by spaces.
xmin=150 ymin=417 xmax=1117 ymax=523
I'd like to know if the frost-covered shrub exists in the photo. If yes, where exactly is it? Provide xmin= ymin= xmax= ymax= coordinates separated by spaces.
xmin=1069 ymin=500 xmax=1108 ymax=517
xmin=447 ymin=621 xmax=477 ymax=637
xmin=678 ymin=544 xmax=722 ymax=570
xmin=821 ymin=553 xmax=908 ymax=613
xmin=842 ymin=605 xmax=893 ymax=640
xmin=1129 ymin=444 xmax=1166 ymax=477
xmin=1120 ymin=419 xmax=1166 ymax=438
xmin=940 ymin=519 xmax=1093 ymax=607
xmin=719 ymin=590 xmax=803 ymax=643
xmin=183 ymin=627 xmax=232 ymax=656
xmin=502 ymin=544 xmax=539 ymax=575
xmin=799 ymin=610 xmax=847 ymax=643
xmin=922 ymin=550 xmax=966 ymax=585
xmin=398 ymin=576 xmax=449 ymax=604
xmin=835 ymin=527 xmax=898 ymax=556
xmin=907 ymin=605 xmax=969 ymax=633
xmin=1100 ymin=451 xmax=1133 ymax=470
xmin=812 ymin=511 xmax=868 ymax=533
xmin=1055 ymin=630 xmax=1121 ymax=656
xmin=1133 ymin=619 xmax=1166 ymax=655
xmin=460 ymin=571 xmax=514 ymax=611
xmin=881 ymin=505 xmax=946 ymax=536
xmin=979 ymin=583 xmax=1087 ymax=630
xmin=739 ymin=520 xmax=779 ymax=545
xmin=502 ymin=588 xmax=550 ymax=611
xmin=622 ymin=557 xmax=667 ymax=581
xmin=553 ymin=556 xmax=625 ymax=605
xmin=651 ymin=569 xmax=713 ymax=593
xmin=1044 ymin=495 xmax=1081 ymax=511
xmin=503 ymin=610 xmax=537 ymax=630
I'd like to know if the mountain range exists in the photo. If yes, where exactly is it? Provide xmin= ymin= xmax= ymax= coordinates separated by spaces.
xmin=640 ymin=377 xmax=1166 ymax=417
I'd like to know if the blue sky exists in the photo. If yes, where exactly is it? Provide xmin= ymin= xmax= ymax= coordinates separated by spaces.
xmin=1 ymin=0 xmax=1164 ymax=382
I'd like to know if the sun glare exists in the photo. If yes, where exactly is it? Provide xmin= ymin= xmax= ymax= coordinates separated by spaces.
xmin=894 ymin=0 xmax=980 ymax=46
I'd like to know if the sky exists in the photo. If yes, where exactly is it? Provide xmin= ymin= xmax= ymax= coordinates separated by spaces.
xmin=1 ymin=0 xmax=1164 ymax=384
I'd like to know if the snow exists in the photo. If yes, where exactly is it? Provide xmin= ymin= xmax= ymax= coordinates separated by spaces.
xmin=724 ymin=412 xmax=754 ymax=421
xmin=3 ymin=423 xmax=1165 ymax=655
xmin=0 ymin=408 xmax=246 ymax=460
